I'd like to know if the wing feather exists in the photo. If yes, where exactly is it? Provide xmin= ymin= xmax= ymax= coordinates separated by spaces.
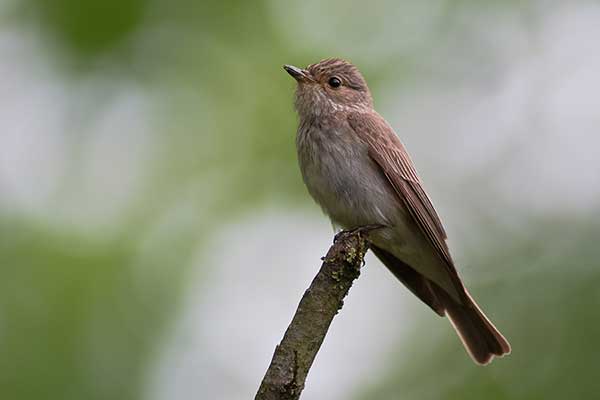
xmin=347 ymin=112 xmax=464 ymax=291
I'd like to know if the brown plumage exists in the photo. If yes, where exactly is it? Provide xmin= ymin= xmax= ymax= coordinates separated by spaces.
xmin=284 ymin=58 xmax=511 ymax=364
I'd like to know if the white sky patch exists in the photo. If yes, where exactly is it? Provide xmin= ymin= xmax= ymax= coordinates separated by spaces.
xmin=54 ymin=88 xmax=157 ymax=229
xmin=382 ymin=3 xmax=600 ymax=215
xmin=0 ymin=28 xmax=157 ymax=231
xmin=0 ymin=30 xmax=69 ymax=216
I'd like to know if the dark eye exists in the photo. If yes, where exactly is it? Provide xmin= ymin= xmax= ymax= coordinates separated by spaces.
xmin=328 ymin=77 xmax=342 ymax=88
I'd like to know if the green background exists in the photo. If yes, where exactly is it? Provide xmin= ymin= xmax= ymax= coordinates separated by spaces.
xmin=1 ymin=1 xmax=599 ymax=399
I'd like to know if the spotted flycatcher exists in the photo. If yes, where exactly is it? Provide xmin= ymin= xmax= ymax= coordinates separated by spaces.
xmin=284 ymin=58 xmax=510 ymax=364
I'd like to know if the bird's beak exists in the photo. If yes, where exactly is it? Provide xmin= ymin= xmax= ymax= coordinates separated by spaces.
xmin=284 ymin=64 xmax=311 ymax=82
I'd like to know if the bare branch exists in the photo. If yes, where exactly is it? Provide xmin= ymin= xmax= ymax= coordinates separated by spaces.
xmin=255 ymin=229 xmax=372 ymax=400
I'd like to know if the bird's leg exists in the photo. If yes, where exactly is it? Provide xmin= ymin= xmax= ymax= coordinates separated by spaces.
xmin=333 ymin=224 xmax=386 ymax=243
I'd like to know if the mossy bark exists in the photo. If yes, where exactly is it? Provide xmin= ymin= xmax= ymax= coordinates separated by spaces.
xmin=255 ymin=229 xmax=371 ymax=400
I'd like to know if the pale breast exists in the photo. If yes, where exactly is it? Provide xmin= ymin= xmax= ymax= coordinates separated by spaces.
xmin=296 ymin=120 xmax=400 ymax=229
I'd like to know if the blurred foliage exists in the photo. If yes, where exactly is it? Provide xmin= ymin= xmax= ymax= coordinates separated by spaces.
xmin=2 ymin=1 xmax=312 ymax=399
xmin=19 ymin=0 xmax=148 ymax=56
xmin=0 ymin=218 xmax=170 ymax=400
xmin=1 ymin=0 xmax=598 ymax=399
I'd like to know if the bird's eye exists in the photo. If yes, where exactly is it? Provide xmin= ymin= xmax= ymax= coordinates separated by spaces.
xmin=328 ymin=77 xmax=342 ymax=88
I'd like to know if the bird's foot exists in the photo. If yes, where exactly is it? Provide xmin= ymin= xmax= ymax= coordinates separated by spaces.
xmin=333 ymin=224 xmax=386 ymax=243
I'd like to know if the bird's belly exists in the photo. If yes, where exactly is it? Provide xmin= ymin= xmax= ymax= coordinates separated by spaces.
xmin=304 ymin=156 xmax=435 ymax=275
xmin=299 ymin=140 xmax=400 ymax=230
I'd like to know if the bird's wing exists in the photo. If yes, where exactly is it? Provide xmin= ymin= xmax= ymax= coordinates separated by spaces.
xmin=347 ymin=111 xmax=464 ymax=291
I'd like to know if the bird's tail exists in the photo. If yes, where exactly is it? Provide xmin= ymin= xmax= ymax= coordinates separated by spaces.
xmin=436 ymin=287 xmax=511 ymax=365
xmin=371 ymin=245 xmax=510 ymax=364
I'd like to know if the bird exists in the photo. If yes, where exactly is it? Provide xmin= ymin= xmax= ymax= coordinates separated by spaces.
xmin=283 ymin=58 xmax=510 ymax=365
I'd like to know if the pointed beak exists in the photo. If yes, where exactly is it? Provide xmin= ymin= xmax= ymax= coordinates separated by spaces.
xmin=283 ymin=64 xmax=311 ymax=82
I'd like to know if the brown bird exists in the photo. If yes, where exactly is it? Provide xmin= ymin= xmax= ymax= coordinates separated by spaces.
xmin=284 ymin=58 xmax=510 ymax=365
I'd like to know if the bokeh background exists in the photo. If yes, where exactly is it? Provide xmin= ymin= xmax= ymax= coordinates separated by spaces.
xmin=1 ymin=0 xmax=599 ymax=399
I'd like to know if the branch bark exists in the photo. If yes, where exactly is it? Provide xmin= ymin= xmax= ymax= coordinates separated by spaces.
xmin=254 ymin=229 xmax=372 ymax=400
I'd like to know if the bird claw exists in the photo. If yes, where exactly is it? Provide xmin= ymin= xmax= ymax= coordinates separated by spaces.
xmin=333 ymin=224 xmax=386 ymax=243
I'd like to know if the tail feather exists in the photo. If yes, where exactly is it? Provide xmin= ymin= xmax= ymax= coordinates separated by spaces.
xmin=372 ymin=246 xmax=510 ymax=364
xmin=436 ymin=286 xmax=511 ymax=365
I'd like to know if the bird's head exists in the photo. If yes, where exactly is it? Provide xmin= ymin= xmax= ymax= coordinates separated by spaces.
xmin=284 ymin=58 xmax=373 ymax=117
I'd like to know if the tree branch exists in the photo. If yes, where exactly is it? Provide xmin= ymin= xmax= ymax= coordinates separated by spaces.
xmin=255 ymin=229 xmax=372 ymax=400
